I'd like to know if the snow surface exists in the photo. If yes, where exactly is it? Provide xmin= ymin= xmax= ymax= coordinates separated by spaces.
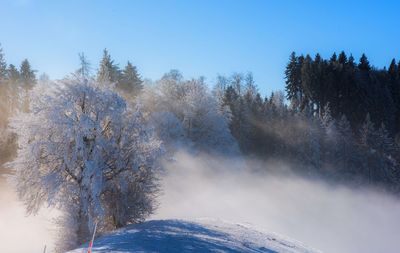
xmin=68 ymin=219 xmax=320 ymax=253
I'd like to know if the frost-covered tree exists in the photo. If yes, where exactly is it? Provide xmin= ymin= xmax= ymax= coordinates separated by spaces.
xmin=76 ymin=53 xmax=91 ymax=80
xmin=182 ymin=79 xmax=234 ymax=148
xmin=213 ymin=75 xmax=229 ymax=102
xmin=320 ymin=104 xmax=336 ymax=139
xmin=97 ymin=49 xmax=120 ymax=85
xmin=244 ymin=72 xmax=257 ymax=99
xmin=331 ymin=115 xmax=360 ymax=178
xmin=8 ymin=78 xmax=163 ymax=251
xmin=141 ymin=71 xmax=238 ymax=154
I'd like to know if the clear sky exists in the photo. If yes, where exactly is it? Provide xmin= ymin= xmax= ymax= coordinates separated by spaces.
xmin=0 ymin=0 xmax=399 ymax=95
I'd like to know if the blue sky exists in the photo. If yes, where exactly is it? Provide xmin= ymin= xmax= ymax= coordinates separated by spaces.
xmin=0 ymin=0 xmax=399 ymax=95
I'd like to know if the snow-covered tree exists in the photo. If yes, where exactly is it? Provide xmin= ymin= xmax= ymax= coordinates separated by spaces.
xmin=332 ymin=115 xmax=360 ymax=178
xmin=212 ymin=74 xmax=229 ymax=103
xmin=97 ymin=49 xmax=120 ymax=85
xmin=76 ymin=53 xmax=91 ymax=80
xmin=8 ymin=78 xmax=163 ymax=251
xmin=141 ymin=71 xmax=238 ymax=154
xmin=244 ymin=72 xmax=257 ymax=99
xmin=359 ymin=117 xmax=399 ymax=185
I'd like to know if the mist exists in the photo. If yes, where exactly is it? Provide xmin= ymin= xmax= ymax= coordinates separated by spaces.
xmin=1 ymin=150 xmax=400 ymax=253
xmin=153 ymin=150 xmax=400 ymax=253
xmin=0 ymin=176 xmax=56 ymax=253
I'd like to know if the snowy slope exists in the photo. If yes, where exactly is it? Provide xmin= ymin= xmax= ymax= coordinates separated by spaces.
xmin=68 ymin=219 xmax=320 ymax=253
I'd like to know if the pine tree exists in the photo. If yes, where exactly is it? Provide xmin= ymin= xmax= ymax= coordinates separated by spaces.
xmin=358 ymin=53 xmax=371 ymax=71
xmin=360 ymin=113 xmax=379 ymax=183
xmin=223 ymin=85 xmax=247 ymax=147
xmin=117 ymin=61 xmax=143 ymax=95
xmin=329 ymin=52 xmax=337 ymax=63
xmin=285 ymin=52 xmax=301 ymax=107
xmin=370 ymin=123 xmax=399 ymax=184
xmin=348 ymin=54 xmax=355 ymax=68
xmin=97 ymin=49 xmax=120 ymax=84
xmin=0 ymin=44 xmax=7 ymax=80
xmin=360 ymin=114 xmax=375 ymax=147
xmin=312 ymin=53 xmax=325 ymax=116
xmin=388 ymin=59 xmax=398 ymax=79
xmin=320 ymin=104 xmax=336 ymax=138
xmin=387 ymin=59 xmax=400 ymax=133
xmin=300 ymin=115 xmax=321 ymax=173
xmin=300 ymin=54 xmax=313 ymax=112
xmin=376 ymin=123 xmax=396 ymax=155
xmin=335 ymin=115 xmax=359 ymax=177
xmin=76 ymin=52 xmax=91 ymax=80
xmin=19 ymin=59 xmax=36 ymax=87
xmin=338 ymin=51 xmax=347 ymax=65
xmin=7 ymin=64 xmax=19 ymax=84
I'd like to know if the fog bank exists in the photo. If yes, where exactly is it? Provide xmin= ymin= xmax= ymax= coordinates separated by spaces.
xmin=2 ymin=150 xmax=400 ymax=253
xmin=0 ymin=176 xmax=56 ymax=253
xmin=153 ymin=151 xmax=400 ymax=253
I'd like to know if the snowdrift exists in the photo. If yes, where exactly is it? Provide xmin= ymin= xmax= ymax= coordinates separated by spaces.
xmin=68 ymin=219 xmax=319 ymax=253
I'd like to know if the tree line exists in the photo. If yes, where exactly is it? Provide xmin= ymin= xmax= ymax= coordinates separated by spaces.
xmin=285 ymin=51 xmax=400 ymax=135
xmin=214 ymin=52 xmax=400 ymax=191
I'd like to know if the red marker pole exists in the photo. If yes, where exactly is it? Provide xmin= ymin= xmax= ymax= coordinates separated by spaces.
xmin=87 ymin=222 xmax=98 ymax=253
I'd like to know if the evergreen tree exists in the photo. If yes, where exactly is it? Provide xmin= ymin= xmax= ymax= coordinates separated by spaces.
xmin=222 ymin=84 xmax=249 ymax=149
xmin=329 ymin=52 xmax=337 ymax=63
xmin=285 ymin=52 xmax=304 ymax=110
xmin=335 ymin=115 xmax=359 ymax=177
xmin=0 ymin=44 xmax=7 ymax=80
xmin=348 ymin=54 xmax=355 ymax=68
xmin=19 ymin=59 xmax=36 ymax=87
xmin=375 ymin=123 xmax=396 ymax=155
xmin=360 ymin=113 xmax=379 ymax=183
xmin=338 ymin=51 xmax=347 ymax=65
xmin=320 ymin=104 xmax=335 ymax=137
xmin=76 ymin=52 xmax=91 ymax=80
xmin=298 ymin=114 xmax=321 ymax=173
xmin=7 ymin=64 xmax=19 ymax=84
xmin=117 ymin=61 xmax=143 ymax=95
xmin=300 ymin=54 xmax=314 ymax=112
xmin=97 ymin=49 xmax=121 ymax=84
xmin=388 ymin=59 xmax=400 ymax=133
xmin=388 ymin=59 xmax=398 ymax=79
xmin=312 ymin=53 xmax=325 ymax=115
xmin=358 ymin=53 xmax=371 ymax=71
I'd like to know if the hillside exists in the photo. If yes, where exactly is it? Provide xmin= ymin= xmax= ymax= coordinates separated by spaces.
xmin=67 ymin=219 xmax=319 ymax=253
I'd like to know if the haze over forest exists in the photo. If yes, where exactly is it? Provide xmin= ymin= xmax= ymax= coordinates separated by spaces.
xmin=1 ymin=1 xmax=400 ymax=253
